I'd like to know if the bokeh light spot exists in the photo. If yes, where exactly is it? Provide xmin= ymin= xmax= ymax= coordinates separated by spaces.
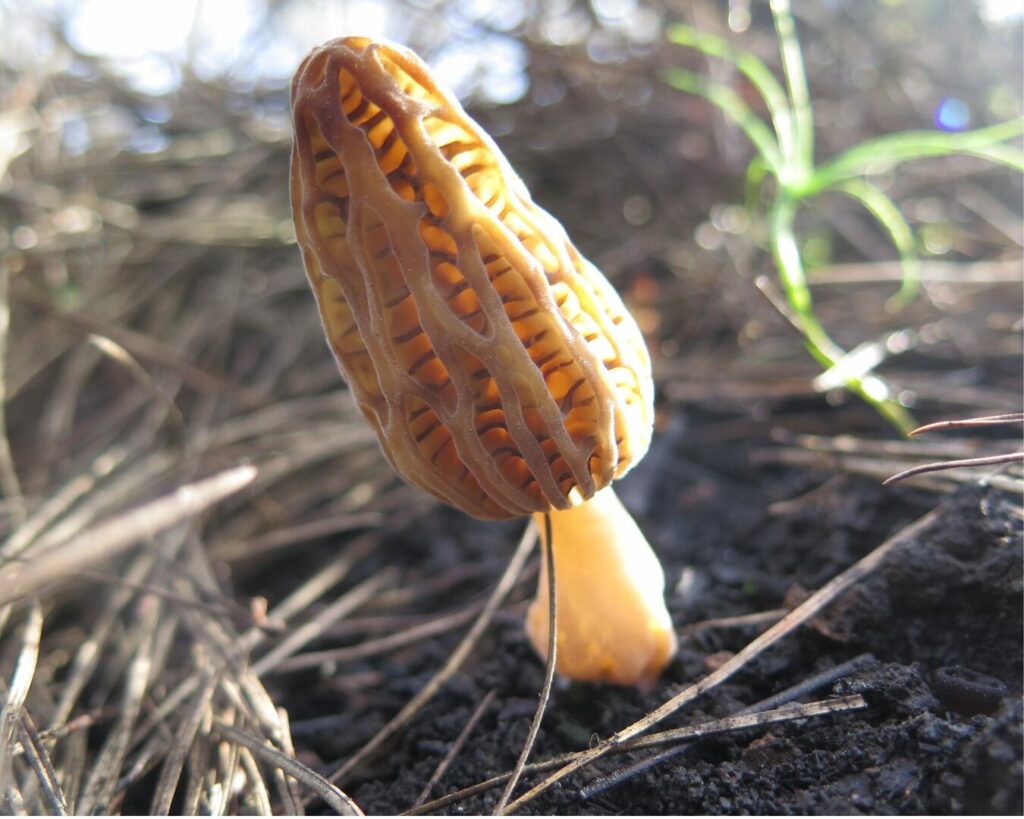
xmin=934 ymin=97 xmax=971 ymax=132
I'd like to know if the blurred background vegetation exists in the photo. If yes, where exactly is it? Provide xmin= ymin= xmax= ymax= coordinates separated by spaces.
xmin=0 ymin=0 xmax=1020 ymax=814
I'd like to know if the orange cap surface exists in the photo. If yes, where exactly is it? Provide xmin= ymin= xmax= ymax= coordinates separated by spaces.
xmin=291 ymin=37 xmax=654 ymax=520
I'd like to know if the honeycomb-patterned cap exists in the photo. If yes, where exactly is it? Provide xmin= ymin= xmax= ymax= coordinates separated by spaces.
xmin=290 ymin=37 xmax=654 ymax=520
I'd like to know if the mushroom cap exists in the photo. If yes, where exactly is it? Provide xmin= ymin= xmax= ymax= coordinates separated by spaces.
xmin=291 ymin=37 xmax=653 ymax=520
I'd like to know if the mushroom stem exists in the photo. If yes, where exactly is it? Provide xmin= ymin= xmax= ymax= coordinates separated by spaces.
xmin=525 ymin=487 xmax=677 ymax=686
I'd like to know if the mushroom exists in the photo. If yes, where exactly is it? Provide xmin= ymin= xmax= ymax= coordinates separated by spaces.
xmin=290 ymin=37 xmax=676 ymax=685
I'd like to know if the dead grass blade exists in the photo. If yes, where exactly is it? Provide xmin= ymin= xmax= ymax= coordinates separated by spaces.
xmin=77 ymin=602 xmax=159 ymax=814
xmin=86 ymin=333 xmax=185 ymax=428
xmin=884 ymin=412 xmax=1024 ymax=486
xmin=910 ymin=413 xmax=1024 ymax=435
xmin=269 ymin=709 xmax=302 ymax=817
xmin=501 ymin=503 xmax=946 ymax=814
xmin=682 ymin=608 xmax=787 ymax=634
xmin=209 ymin=725 xmax=242 ymax=817
xmin=326 ymin=519 xmax=539 ymax=788
xmin=180 ymin=730 xmax=209 ymax=816
xmin=578 ymin=654 xmax=878 ymax=800
xmin=410 ymin=688 xmax=496 ymax=810
xmin=211 ymin=511 xmax=382 ymax=563
xmin=16 ymin=288 xmax=246 ymax=399
xmin=495 ymin=514 xmax=556 ymax=814
xmin=0 ymin=600 xmax=42 ymax=811
xmin=11 ymin=706 xmax=70 ymax=816
xmin=272 ymin=601 xmax=481 ymax=673
xmin=757 ymin=442 xmax=1022 ymax=493
xmin=214 ymin=721 xmax=363 ymax=816
xmin=48 ymin=550 xmax=160 ymax=731
xmin=238 ymin=533 xmax=379 ymax=657
xmin=0 ymin=465 xmax=257 ymax=606
xmin=610 ymin=694 xmax=867 ymax=753
xmin=251 ymin=569 xmax=396 ymax=676
xmin=405 ymin=695 xmax=868 ymax=815
xmin=883 ymin=452 xmax=1024 ymax=485
xmin=237 ymin=746 xmax=273 ymax=816
xmin=0 ymin=257 xmax=25 ymax=524
xmin=0 ymin=602 xmax=69 ymax=815
xmin=150 ymin=670 xmax=220 ymax=816
xmin=124 ymin=536 xmax=375 ymax=782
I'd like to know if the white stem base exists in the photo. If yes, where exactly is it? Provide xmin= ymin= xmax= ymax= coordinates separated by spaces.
xmin=526 ymin=487 xmax=677 ymax=686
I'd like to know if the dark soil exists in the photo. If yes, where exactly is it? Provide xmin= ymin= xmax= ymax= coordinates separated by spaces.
xmin=265 ymin=421 xmax=1023 ymax=815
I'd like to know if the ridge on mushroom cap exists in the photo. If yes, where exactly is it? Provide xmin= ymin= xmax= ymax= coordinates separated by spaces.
xmin=291 ymin=36 xmax=654 ymax=520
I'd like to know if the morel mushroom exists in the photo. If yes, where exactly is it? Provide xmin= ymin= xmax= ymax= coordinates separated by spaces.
xmin=290 ymin=37 xmax=676 ymax=685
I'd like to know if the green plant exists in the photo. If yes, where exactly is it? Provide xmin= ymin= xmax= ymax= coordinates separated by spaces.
xmin=664 ymin=0 xmax=1024 ymax=434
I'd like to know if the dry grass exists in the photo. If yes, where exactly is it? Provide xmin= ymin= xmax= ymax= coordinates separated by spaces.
xmin=0 ymin=27 xmax=417 ymax=813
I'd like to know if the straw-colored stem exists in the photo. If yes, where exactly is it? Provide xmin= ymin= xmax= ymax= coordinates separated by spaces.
xmin=526 ymin=487 xmax=676 ymax=686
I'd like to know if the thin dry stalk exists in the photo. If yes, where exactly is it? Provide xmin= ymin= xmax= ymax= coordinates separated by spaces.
xmin=405 ymin=695 xmax=868 ymax=815
xmin=48 ymin=550 xmax=160 ymax=731
xmin=123 ymin=536 xmax=372 ymax=769
xmin=614 ymin=694 xmax=867 ymax=752
xmin=77 ymin=603 xmax=160 ymax=814
xmin=0 ymin=428 xmax=164 ymax=561
xmin=11 ymin=707 xmax=70 ymax=816
xmin=211 ymin=511 xmax=383 ymax=562
xmin=495 ymin=514 xmax=556 ymax=814
xmin=326 ymin=520 xmax=539 ymax=788
xmin=0 ymin=257 xmax=24 ymax=523
xmin=884 ymin=412 xmax=1024 ymax=486
xmin=910 ymin=413 xmax=1024 ymax=435
xmin=251 ymin=569 xmax=396 ymax=676
xmin=274 ymin=599 xmax=481 ymax=673
xmin=0 ymin=601 xmax=42 ymax=812
xmin=85 ymin=334 xmax=186 ymax=428
xmin=237 ymin=745 xmax=273 ymax=816
xmin=150 ymin=670 xmax=220 ymax=816
xmin=883 ymin=452 xmax=1024 ymax=485
xmin=410 ymin=688 xmax=497 ymax=810
xmin=269 ymin=709 xmax=302 ymax=817
xmin=757 ymin=446 xmax=1022 ymax=493
xmin=56 ymin=725 xmax=89 ymax=815
xmin=209 ymin=723 xmax=241 ymax=817
xmin=214 ymin=722 xmax=362 ymax=816
xmin=683 ymin=608 xmax=787 ymax=634
xmin=180 ymin=729 xmax=210 ymax=816
xmin=578 ymin=655 xmax=878 ymax=800
xmin=238 ymin=533 xmax=380 ymax=656
xmin=772 ymin=427 xmax=1017 ymax=459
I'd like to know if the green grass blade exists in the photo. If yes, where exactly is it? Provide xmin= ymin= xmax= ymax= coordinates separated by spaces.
xmin=769 ymin=197 xmax=917 ymax=435
xmin=744 ymin=156 xmax=770 ymax=213
xmin=770 ymin=196 xmax=812 ymax=312
xmin=770 ymin=0 xmax=814 ymax=175
xmin=963 ymin=141 xmax=1024 ymax=170
xmin=666 ymin=23 xmax=797 ymax=165
xmin=833 ymin=179 xmax=920 ymax=308
xmin=661 ymin=67 xmax=785 ymax=177
xmin=809 ymin=118 xmax=1024 ymax=193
